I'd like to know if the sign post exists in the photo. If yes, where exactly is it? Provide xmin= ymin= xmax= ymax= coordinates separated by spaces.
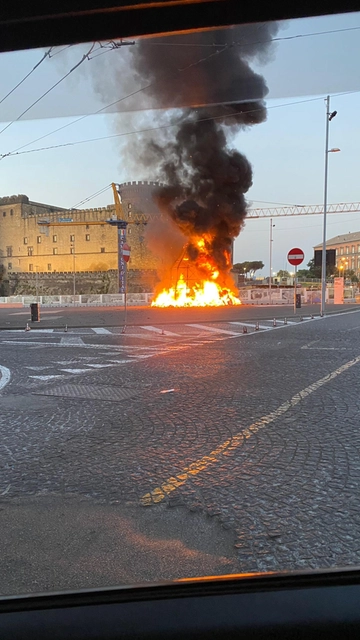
xmin=122 ymin=243 xmax=131 ymax=327
xmin=287 ymin=248 xmax=304 ymax=314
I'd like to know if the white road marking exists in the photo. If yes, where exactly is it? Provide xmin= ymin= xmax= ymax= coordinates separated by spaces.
xmin=60 ymin=368 xmax=91 ymax=374
xmin=141 ymin=353 xmax=360 ymax=505
xmin=187 ymin=323 xmax=239 ymax=336
xmin=140 ymin=325 xmax=180 ymax=337
xmin=85 ymin=364 xmax=114 ymax=368
xmin=60 ymin=337 xmax=85 ymax=345
xmin=229 ymin=321 xmax=271 ymax=330
xmin=91 ymin=327 xmax=112 ymax=334
xmin=0 ymin=365 xmax=11 ymax=390
xmin=29 ymin=375 xmax=64 ymax=381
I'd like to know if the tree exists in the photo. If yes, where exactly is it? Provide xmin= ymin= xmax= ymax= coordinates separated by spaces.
xmin=344 ymin=269 xmax=359 ymax=283
xmin=277 ymin=270 xmax=290 ymax=278
xmin=233 ymin=261 xmax=264 ymax=277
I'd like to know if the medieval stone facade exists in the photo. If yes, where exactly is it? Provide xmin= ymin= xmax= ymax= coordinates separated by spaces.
xmin=0 ymin=183 xmax=163 ymax=291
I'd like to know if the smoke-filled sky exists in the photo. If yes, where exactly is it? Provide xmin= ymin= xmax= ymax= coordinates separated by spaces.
xmin=1 ymin=12 xmax=360 ymax=274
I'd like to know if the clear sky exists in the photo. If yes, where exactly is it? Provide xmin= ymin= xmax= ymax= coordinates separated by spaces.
xmin=1 ymin=11 xmax=360 ymax=276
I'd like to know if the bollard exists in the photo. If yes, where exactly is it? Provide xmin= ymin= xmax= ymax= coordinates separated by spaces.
xmin=243 ymin=326 xmax=248 ymax=334
xmin=300 ymin=316 xmax=303 ymax=322
xmin=25 ymin=323 xmax=31 ymax=332
xmin=161 ymin=329 xmax=165 ymax=335
xmin=121 ymin=326 xmax=126 ymax=334
xmin=311 ymin=314 xmax=314 ymax=320
xmin=284 ymin=318 xmax=287 ymax=325
xmin=255 ymin=321 xmax=259 ymax=331
xmin=64 ymin=324 xmax=68 ymax=333
xmin=273 ymin=318 xmax=277 ymax=327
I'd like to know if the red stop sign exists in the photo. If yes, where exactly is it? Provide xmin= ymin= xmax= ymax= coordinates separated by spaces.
xmin=287 ymin=247 xmax=304 ymax=266
xmin=122 ymin=243 xmax=131 ymax=263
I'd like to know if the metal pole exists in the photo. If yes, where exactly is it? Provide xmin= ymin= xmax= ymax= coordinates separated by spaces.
xmin=35 ymin=267 xmax=39 ymax=301
xmin=73 ymin=243 xmax=76 ymax=303
xmin=294 ymin=264 xmax=297 ymax=314
xmin=124 ymin=261 xmax=128 ymax=328
xmin=269 ymin=218 xmax=272 ymax=301
xmin=321 ymin=95 xmax=330 ymax=317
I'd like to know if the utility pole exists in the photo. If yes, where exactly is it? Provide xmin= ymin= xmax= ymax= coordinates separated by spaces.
xmin=321 ymin=97 xmax=339 ymax=316
xmin=269 ymin=218 xmax=274 ymax=304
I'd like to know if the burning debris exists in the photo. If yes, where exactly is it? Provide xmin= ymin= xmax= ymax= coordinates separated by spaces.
xmin=129 ymin=23 xmax=279 ymax=306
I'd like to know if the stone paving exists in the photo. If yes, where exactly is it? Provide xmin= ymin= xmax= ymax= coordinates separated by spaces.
xmin=1 ymin=309 xmax=360 ymax=591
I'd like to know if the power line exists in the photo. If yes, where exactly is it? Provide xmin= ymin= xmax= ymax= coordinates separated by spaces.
xmin=0 ymin=43 xmax=96 ymax=137
xmin=0 ymin=47 xmax=53 ymax=107
xmin=71 ymin=184 xmax=112 ymax=209
xmin=0 ymin=94 xmax=343 ymax=160
xmin=139 ymin=25 xmax=360 ymax=48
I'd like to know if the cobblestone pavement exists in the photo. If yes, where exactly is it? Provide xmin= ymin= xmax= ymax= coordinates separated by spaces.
xmin=1 ymin=309 xmax=360 ymax=592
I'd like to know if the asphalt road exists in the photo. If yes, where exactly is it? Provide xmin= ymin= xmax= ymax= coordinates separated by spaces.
xmin=1 ymin=308 xmax=360 ymax=595
xmin=0 ymin=301 xmax=358 ymax=330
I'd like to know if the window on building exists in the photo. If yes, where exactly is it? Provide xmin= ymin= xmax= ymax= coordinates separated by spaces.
xmin=10 ymin=209 xmax=13 ymax=216
xmin=128 ymin=203 xmax=132 ymax=209
xmin=352 ymin=245 xmax=355 ymax=253
xmin=2 ymin=212 xmax=6 ymax=217
xmin=47 ymin=264 xmax=51 ymax=271
xmin=24 ymin=237 xmax=28 ymax=245
xmin=128 ymin=228 xmax=132 ymax=235
xmin=8 ymin=263 xmax=12 ymax=270
xmin=70 ymin=234 xmax=75 ymax=242
xmin=358 ymin=245 xmax=360 ymax=253
xmin=86 ymin=224 xmax=90 ymax=230
xmin=128 ymin=211 xmax=132 ymax=218
xmin=70 ymin=247 xmax=74 ymax=254
xmin=28 ymin=247 xmax=33 ymax=256
xmin=86 ymin=234 xmax=90 ymax=241
xmin=53 ymin=248 xmax=58 ymax=255
xmin=6 ymin=246 xmax=12 ymax=257
xmin=37 ymin=236 xmax=41 ymax=244
xmin=100 ymin=247 xmax=105 ymax=253
xmin=340 ymin=247 xmax=344 ymax=255
xmin=346 ymin=246 xmax=349 ymax=254
xmin=335 ymin=248 xmax=338 ymax=255
xmin=53 ymin=235 xmax=57 ymax=243
xmin=29 ymin=264 xmax=33 ymax=272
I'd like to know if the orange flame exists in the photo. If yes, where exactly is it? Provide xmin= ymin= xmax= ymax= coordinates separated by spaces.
xmin=152 ymin=274 xmax=241 ymax=307
xmin=152 ymin=235 xmax=240 ymax=308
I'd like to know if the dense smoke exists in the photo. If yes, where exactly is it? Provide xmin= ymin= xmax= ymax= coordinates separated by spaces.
xmin=127 ymin=23 xmax=279 ymax=278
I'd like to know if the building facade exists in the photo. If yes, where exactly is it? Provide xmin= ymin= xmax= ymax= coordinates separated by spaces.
xmin=314 ymin=232 xmax=360 ymax=276
xmin=0 ymin=182 xmax=163 ymax=278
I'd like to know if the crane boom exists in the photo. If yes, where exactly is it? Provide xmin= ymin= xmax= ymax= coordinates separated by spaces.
xmin=247 ymin=202 xmax=360 ymax=219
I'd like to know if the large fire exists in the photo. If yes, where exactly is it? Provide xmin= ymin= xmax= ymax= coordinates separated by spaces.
xmin=151 ymin=237 xmax=241 ymax=308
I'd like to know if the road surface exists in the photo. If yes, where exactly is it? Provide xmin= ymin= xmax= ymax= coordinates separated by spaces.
xmin=1 ymin=308 xmax=360 ymax=594
xmin=0 ymin=301 xmax=358 ymax=330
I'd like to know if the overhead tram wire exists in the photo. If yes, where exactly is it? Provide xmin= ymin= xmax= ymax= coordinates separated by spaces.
xmin=0 ymin=43 xmax=96 ymax=137
xmin=0 ymin=93 xmax=349 ymax=160
xmin=0 ymin=47 xmax=53 ymax=106
xmin=70 ymin=184 xmax=112 ymax=209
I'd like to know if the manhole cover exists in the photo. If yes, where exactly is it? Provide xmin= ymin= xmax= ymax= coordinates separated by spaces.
xmin=34 ymin=384 xmax=140 ymax=402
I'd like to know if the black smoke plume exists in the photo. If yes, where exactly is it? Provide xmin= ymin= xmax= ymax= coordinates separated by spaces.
xmin=128 ymin=23 xmax=279 ymax=281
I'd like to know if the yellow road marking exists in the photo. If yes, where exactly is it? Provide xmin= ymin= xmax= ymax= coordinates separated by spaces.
xmin=140 ymin=354 xmax=360 ymax=506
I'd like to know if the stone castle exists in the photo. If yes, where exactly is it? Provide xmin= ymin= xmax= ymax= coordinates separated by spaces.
xmin=0 ymin=182 xmax=163 ymax=295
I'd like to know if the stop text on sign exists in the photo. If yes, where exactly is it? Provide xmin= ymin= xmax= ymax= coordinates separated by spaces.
xmin=287 ymin=248 xmax=304 ymax=266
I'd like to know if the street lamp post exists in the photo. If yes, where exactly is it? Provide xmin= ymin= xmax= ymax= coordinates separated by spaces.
xmin=71 ymin=242 xmax=76 ymax=303
xmin=321 ymin=95 xmax=340 ymax=317
xmin=269 ymin=218 xmax=275 ymax=304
